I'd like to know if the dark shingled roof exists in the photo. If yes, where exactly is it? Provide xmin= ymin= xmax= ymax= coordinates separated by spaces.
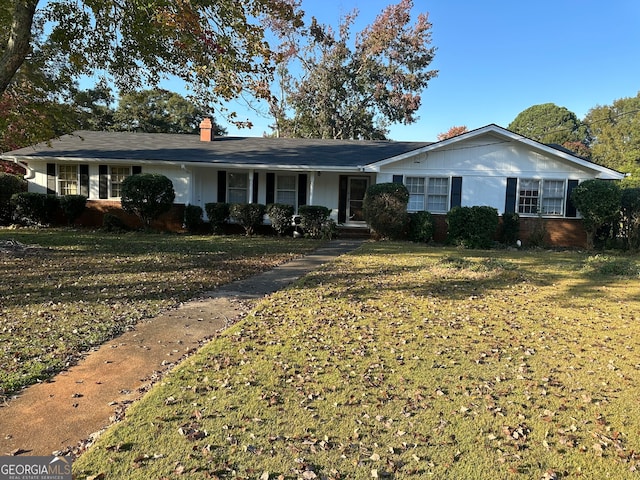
xmin=4 ymin=131 xmax=432 ymax=168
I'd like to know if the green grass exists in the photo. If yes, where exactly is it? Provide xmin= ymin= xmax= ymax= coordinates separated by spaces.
xmin=0 ymin=228 xmax=322 ymax=395
xmin=72 ymin=243 xmax=640 ymax=479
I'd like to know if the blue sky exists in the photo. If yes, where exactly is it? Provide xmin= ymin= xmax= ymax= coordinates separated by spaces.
xmin=211 ymin=0 xmax=640 ymax=141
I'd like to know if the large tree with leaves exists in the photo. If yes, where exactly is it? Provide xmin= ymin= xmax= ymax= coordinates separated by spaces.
xmin=585 ymin=92 xmax=640 ymax=183
xmin=270 ymin=0 xmax=437 ymax=140
xmin=113 ymin=89 xmax=226 ymax=135
xmin=508 ymin=103 xmax=590 ymax=154
xmin=1 ymin=0 xmax=303 ymax=126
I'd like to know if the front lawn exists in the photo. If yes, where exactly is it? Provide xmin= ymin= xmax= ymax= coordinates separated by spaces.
xmin=0 ymin=229 xmax=322 ymax=395
xmin=73 ymin=243 xmax=640 ymax=479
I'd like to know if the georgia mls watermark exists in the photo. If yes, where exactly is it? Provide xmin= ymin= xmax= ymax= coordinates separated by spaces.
xmin=0 ymin=456 xmax=72 ymax=480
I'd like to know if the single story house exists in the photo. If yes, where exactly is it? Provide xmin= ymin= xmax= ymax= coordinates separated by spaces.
xmin=1 ymin=122 xmax=625 ymax=246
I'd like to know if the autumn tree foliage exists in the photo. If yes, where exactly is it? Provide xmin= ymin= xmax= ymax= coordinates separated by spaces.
xmin=270 ymin=0 xmax=437 ymax=140
xmin=437 ymin=126 xmax=468 ymax=141
xmin=0 ymin=0 xmax=303 ymax=125
xmin=0 ymin=65 xmax=77 ymax=154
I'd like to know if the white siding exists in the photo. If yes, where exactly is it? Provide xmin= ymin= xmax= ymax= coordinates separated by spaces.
xmin=378 ymin=136 xmax=594 ymax=214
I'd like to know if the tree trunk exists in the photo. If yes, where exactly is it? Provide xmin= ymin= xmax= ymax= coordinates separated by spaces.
xmin=0 ymin=0 xmax=39 ymax=95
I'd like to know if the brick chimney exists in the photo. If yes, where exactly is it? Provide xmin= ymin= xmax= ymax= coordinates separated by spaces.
xmin=199 ymin=117 xmax=214 ymax=142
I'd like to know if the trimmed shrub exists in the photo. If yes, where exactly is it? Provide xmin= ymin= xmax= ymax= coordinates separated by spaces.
xmin=298 ymin=205 xmax=331 ymax=239
xmin=501 ymin=212 xmax=520 ymax=246
xmin=102 ymin=213 xmax=129 ymax=232
xmin=408 ymin=211 xmax=435 ymax=243
xmin=121 ymin=173 xmax=175 ymax=229
xmin=267 ymin=203 xmax=295 ymax=236
xmin=362 ymin=183 xmax=410 ymax=240
xmin=0 ymin=173 xmax=26 ymax=224
xmin=11 ymin=192 xmax=59 ymax=226
xmin=184 ymin=204 xmax=204 ymax=233
xmin=59 ymin=195 xmax=87 ymax=225
xmin=229 ymin=203 xmax=266 ymax=236
xmin=446 ymin=205 xmax=499 ymax=249
xmin=205 ymin=202 xmax=230 ymax=234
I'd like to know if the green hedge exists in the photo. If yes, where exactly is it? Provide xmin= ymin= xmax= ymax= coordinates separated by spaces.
xmin=446 ymin=206 xmax=499 ymax=249
xmin=11 ymin=192 xmax=59 ymax=226
xmin=363 ymin=183 xmax=410 ymax=240
xmin=205 ymin=202 xmax=230 ymax=234
xmin=298 ymin=205 xmax=332 ymax=239
xmin=408 ymin=211 xmax=435 ymax=243
xmin=267 ymin=203 xmax=295 ymax=236
xmin=229 ymin=203 xmax=266 ymax=236
xmin=59 ymin=195 xmax=87 ymax=225
xmin=0 ymin=173 xmax=26 ymax=224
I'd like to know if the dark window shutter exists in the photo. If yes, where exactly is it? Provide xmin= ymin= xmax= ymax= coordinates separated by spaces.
xmin=298 ymin=174 xmax=307 ymax=207
xmin=392 ymin=174 xmax=403 ymax=184
xmin=266 ymin=173 xmax=275 ymax=205
xmin=505 ymin=177 xmax=517 ymax=213
xmin=338 ymin=175 xmax=348 ymax=223
xmin=565 ymin=179 xmax=579 ymax=217
xmin=217 ymin=171 xmax=226 ymax=203
xmin=132 ymin=166 xmax=142 ymax=175
xmin=46 ymin=163 xmax=56 ymax=194
xmin=450 ymin=176 xmax=462 ymax=209
xmin=252 ymin=172 xmax=259 ymax=203
xmin=79 ymin=164 xmax=89 ymax=197
xmin=98 ymin=165 xmax=108 ymax=199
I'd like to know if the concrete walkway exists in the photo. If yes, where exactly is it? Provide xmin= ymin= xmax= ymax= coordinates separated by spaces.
xmin=0 ymin=239 xmax=364 ymax=457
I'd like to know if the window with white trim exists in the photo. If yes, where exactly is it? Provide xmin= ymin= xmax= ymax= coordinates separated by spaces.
xmin=276 ymin=174 xmax=297 ymax=206
xmin=406 ymin=176 xmax=449 ymax=212
xmin=427 ymin=177 xmax=449 ymax=212
xmin=58 ymin=165 xmax=78 ymax=195
xmin=406 ymin=177 xmax=425 ymax=211
xmin=518 ymin=179 xmax=565 ymax=216
xmin=110 ymin=166 xmax=130 ymax=198
xmin=228 ymin=172 xmax=248 ymax=203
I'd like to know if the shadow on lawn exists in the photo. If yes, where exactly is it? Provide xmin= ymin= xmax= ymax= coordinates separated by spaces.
xmin=298 ymin=242 xmax=629 ymax=306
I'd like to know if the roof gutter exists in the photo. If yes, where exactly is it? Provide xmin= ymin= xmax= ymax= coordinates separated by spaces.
xmin=3 ymin=156 xmax=35 ymax=179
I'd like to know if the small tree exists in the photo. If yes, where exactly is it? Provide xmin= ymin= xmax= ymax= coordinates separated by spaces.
xmin=571 ymin=179 xmax=621 ymax=249
xmin=121 ymin=174 xmax=175 ymax=229
xmin=267 ymin=203 xmax=295 ymax=236
xmin=205 ymin=202 xmax=230 ymax=234
xmin=363 ymin=183 xmax=410 ymax=240
xmin=59 ymin=195 xmax=87 ymax=225
xmin=0 ymin=173 xmax=26 ymax=224
xmin=229 ymin=203 xmax=266 ymax=236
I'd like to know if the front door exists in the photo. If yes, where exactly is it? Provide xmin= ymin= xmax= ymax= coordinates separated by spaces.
xmin=347 ymin=177 xmax=369 ymax=222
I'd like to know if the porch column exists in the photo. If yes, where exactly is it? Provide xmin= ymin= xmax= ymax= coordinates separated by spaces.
xmin=248 ymin=169 xmax=254 ymax=203
xmin=309 ymin=173 xmax=315 ymax=206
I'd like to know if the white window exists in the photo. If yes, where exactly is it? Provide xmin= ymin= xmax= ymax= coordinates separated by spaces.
xmin=406 ymin=176 xmax=449 ymax=212
xmin=406 ymin=177 xmax=425 ymax=211
xmin=276 ymin=175 xmax=297 ymax=206
xmin=228 ymin=173 xmax=248 ymax=203
xmin=110 ymin=166 xmax=130 ymax=198
xmin=427 ymin=177 xmax=449 ymax=212
xmin=541 ymin=180 xmax=565 ymax=215
xmin=58 ymin=165 xmax=78 ymax=195
xmin=518 ymin=179 xmax=565 ymax=216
